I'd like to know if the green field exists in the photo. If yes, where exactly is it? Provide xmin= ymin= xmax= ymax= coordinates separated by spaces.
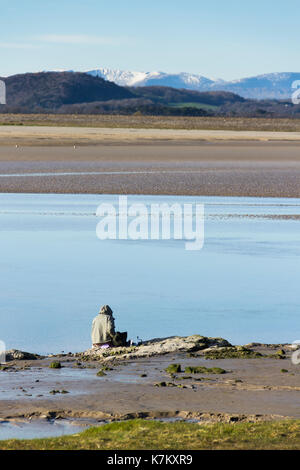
xmin=0 ymin=419 xmax=300 ymax=450
xmin=168 ymin=102 xmax=219 ymax=111
xmin=1 ymin=113 xmax=300 ymax=132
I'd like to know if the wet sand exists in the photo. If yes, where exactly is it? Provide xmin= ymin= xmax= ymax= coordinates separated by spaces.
xmin=1 ymin=345 xmax=299 ymax=424
xmin=0 ymin=141 xmax=300 ymax=197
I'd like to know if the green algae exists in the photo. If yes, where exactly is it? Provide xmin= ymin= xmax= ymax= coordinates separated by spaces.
xmin=96 ymin=370 xmax=107 ymax=377
xmin=165 ymin=364 xmax=182 ymax=374
xmin=49 ymin=361 xmax=62 ymax=369
xmin=205 ymin=347 xmax=263 ymax=359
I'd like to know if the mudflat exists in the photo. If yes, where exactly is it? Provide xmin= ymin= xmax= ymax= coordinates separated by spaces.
xmin=1 ymin=343 xmax=299 ymax=424
xmin=0 ymin=141 xmax=300 ymax=197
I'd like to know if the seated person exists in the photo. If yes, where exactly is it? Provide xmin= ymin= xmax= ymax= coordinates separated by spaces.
xmin=91 ymin=305 xmax=115 ymax=348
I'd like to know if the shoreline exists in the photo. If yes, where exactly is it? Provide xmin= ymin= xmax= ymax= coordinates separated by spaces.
xmin=1 ymin=337 xmax=299 ymax=425
xmin=2 ymin=190 xmax=300 ymax=200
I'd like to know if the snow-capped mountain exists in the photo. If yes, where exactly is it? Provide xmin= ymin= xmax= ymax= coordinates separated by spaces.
xmin=213 ymin=73 xmax=300 ymax=99
xmin=86 ymin=68 xmax=300 ymax=99
xmin=88 ymin=68 xmax=162 ymax=86
xmin=88 ymin=68 xmax=215 ymax=90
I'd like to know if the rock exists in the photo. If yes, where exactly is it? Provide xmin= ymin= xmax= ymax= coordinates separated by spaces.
xmin=96 ymin=370 xmax=107 ymax=377
xmin=5 ymin=349 xmax=42 ymax=361
xmin=49 ymin=361 xmax=62 ymax=369
xmin=245 ymin=342 xmax=296 ymax=351
xmin=154 ymin=382 xmax=181 ymax=388
xmin=204 ymin=346 xmax=263 ymax=359
xmin=277 ymin=349 xmax=286 ymax=356
xmin=82 ymin=335 xmax=232 ymax=361
xmin=155 ymin=382 xmax=167 ymax=387
xmin=139 ymin=335 xmax=230 ymax=355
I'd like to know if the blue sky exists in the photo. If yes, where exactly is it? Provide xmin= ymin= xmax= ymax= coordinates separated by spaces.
xmin=1 ymin=0 xmax=299 ymax=79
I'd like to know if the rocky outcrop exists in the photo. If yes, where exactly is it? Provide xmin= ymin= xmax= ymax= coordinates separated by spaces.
xmin=81 ymin=335 xmax=231 ymax=361
xmin=4 ymin=349 xmax=42 ymax=361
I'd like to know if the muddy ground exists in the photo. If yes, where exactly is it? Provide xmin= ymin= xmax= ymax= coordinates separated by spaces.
xmin=1 ymin=344 xmax=299 ymax=425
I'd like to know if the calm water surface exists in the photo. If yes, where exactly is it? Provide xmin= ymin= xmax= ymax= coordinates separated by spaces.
xmin=0 ymin=193 xmax=299 ymax=353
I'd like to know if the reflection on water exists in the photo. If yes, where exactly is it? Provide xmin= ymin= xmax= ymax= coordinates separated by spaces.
xmin=0 ymin=193 xmax=299 ymax=353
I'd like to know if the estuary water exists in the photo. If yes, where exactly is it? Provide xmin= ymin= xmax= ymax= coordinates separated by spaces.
xmin=0 ymin=193 xmax=299 ymax=354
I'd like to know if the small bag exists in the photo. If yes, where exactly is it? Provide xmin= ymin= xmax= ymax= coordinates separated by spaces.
xmin=109 ymin=331 xmax=128 ymax=347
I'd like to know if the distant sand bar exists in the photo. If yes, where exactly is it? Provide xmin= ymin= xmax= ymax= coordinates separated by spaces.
xmin=2 ymin=125 xmax=300 ymax=146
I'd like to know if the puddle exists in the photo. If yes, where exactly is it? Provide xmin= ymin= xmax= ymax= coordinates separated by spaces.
xmin=107 ymin=373 xmax=150 ymax=384
xmin=0 ymin=419 xmax=87 ymax=440
xmin=0 ymin=367 xmax=98 ymax=400
xmin=0 ymin=363 xmax=160 ymax=399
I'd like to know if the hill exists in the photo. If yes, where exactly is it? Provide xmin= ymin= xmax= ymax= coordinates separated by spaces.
xmin=130 ymin=87 xmax=245 ymax=106
xmin=0 ymin=72 xmax=134 ymax=111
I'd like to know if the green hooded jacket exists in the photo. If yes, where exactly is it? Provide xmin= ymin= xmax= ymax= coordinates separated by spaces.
xmin=91 ymin=312 xmax=115 ymax=344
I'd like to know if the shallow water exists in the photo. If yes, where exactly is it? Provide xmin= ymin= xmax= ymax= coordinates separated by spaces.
xmin=0 ymin=193 xmax=299 ymax=353
xmin=0 ymin=417 xmax=198 ymax=440
xmin=0 ymin=419 xmax=85 ymax=440
xmin=0 ymin=366 xmax=98 ymax=400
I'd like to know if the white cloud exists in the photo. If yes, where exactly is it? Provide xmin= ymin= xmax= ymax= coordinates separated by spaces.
xmin=0 ymin=42 xmax=39 ymax=49
xmin=35 ymin=34 xmax=126 ymax=46
xmin=0 ymin=34 xmax=129 ymax=52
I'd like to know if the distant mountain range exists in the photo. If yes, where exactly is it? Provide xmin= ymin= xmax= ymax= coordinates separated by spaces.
xmin=1 ymin=71 xmax=300 ymax=118
xmin=0 ymin=72 xmax=242 ymax=115
xmin=87 ymin=68 xmax=300 ymax=100
xmin=88 ymin=68 xmax=214 ymax=90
